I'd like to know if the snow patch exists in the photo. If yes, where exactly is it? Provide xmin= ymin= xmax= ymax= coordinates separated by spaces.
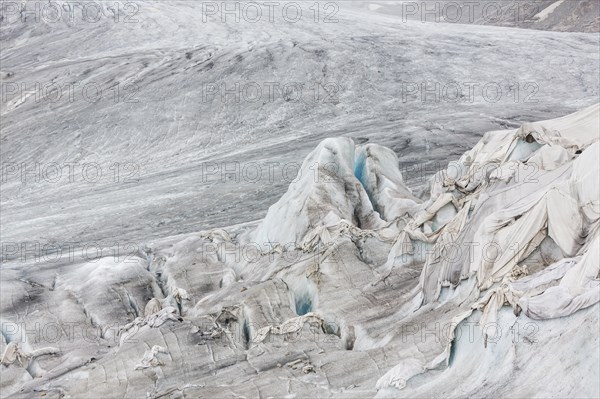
xmin=534 ymin=0 xmax=566 ymax=22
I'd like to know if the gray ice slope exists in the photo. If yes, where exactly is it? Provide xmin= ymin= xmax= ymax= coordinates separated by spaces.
xmin=1 ymin=1 xmax=599 ymax=254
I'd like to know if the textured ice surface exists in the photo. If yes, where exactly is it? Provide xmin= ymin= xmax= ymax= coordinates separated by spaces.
xmin=1 ymin=1 xmax=599 ymax=253
xmin=353 ymin=0 xmax=600 ymax=32
xmin=1 ymin=106 xmax=599 ymax=398
xmin=1 ymin=2 xmax=599 ymax=398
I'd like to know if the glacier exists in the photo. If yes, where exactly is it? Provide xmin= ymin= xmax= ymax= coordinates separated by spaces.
xmin=1 ymin=105 xmax=598 ymax=398
xmin=2 ymin=1 xmax=600 ymax=397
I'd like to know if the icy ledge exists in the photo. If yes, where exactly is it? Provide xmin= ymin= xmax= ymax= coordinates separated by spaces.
xmin=1 ymin=105 xmax=598 ymax=398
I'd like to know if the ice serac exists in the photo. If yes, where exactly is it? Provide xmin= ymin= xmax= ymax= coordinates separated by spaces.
xmin=354 ymin=143 xmax=422 ymax=221
xmin=252 ymin=137 xmax=386 ymax=249
xmin=252 ymin=139 xmax=424 ymax=252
